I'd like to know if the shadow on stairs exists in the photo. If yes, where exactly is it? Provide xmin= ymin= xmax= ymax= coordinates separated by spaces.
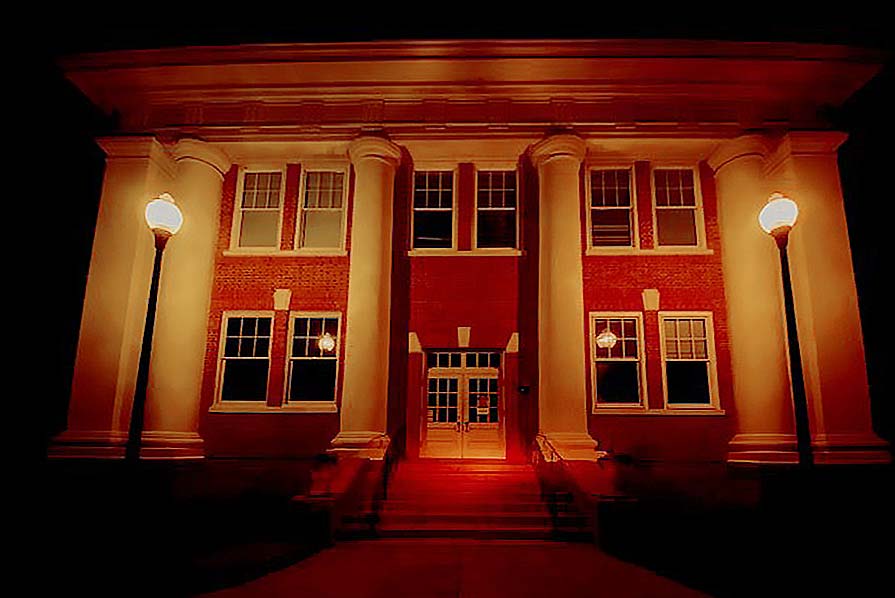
xmin=339 ymin=460 xmax=592 ymax=541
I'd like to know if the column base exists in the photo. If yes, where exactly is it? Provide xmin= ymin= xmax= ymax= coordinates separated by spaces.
xmin=537 ymin=432 xmax=607 ymax=462
xmin=728 ymin=432 xmax=891 ymax=465
xmin=727 ymin=433 xmax=798 ymax=465
xmin=48 ymin=430 xmax=205 ymax=460
xmin=48 ymin=430 xmax=129 ymax=459
xmin=812 ymin=433 xmax=891 ymax=465
xmin=330 ymin=431 xmax=391 ymax=460
xmin=140 ymin=431 xmax=205 ymax=460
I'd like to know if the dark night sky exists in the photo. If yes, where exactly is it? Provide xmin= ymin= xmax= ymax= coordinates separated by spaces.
xmin=30 ymin=10 xmax=893 ymax=454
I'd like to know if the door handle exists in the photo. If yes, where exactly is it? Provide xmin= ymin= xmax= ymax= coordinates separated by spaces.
xmin=464 ymin=421 xmax=471 ymax=432
xmin=455 ymin=420 xmax=461 ymax=432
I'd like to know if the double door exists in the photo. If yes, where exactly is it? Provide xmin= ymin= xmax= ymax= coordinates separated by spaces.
xmin=420 ymin=351 xmax=505 ymax=459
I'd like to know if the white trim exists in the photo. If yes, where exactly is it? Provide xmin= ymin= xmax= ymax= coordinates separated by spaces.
xmin=589 ymin=311 xmax=649 ymax=413
xmin=211 ymin=310 xmax=276 ymax=412
xmin=472 ymin=166 xmax=520 ymax=251
xmin=658 ymin=311 xmax=723 ymax=411
xmin=408 ymin=248 xmax=523 ymax=257
xmin=295 ymin=165 xmax=351 ymax=252
xmin=593 ymin=408 xmax=726 ymax=416
xmin=229 ymin=166 xmax=287 ymax=254
xmin=584 ymin=164 xmax=639 ymax=252
xmin=410 ymin=166 xmax=459 ymax=251
xmin=284 ymin=310 xmax=343 ymax=411
xmin=650 ymin=164 xmax=707 ymax=250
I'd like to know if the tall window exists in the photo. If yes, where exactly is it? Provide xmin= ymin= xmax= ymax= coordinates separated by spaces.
xmin=476 ymin=170 xmax=517 ymax=249
xmin=236 ymin=171 xmax=282 ymax=248
xmin=653 ymin=168 xmax=700 ymax=247
xmin=218 ymin=315 xmax=272 ymax=402
xmin=590 ymin=168 xmax=635 ymax=247
xmin=660 ymin=314 xmax=717 ymax=407
xmin=287 ymin=314 xmax=341 ymax=403
xmin=412 ymin=171 xmax=454 ymax=249
xmin=299 ymin=171 xmax=346 ymax=249
xmin=591 ymin=314 xmax=645 ymax=408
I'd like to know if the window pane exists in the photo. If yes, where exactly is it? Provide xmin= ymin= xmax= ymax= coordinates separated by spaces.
xmin=477 ymin=210 xmax=516 ymax=248
xmin=596 ymin=362 xmax=640 ymax=404
xmin=656 ymin=210 xmax=697 ymax=246
xmin=592 ymin=209 xmax=633 ymax=246
xmin=222 ymin=360 xmax=268 ymax=401
xmin=666 ymin=361 xmax=711 ymax=404
xmin=413 ymin=211 xmax=452 ymax=248
xmin=301 ymin=211 xmax=342 ymax=248
xmin=239 ymin=211 xmax=279 ymax=247
xmin=290 ymin=360 xmax=337 ymax=402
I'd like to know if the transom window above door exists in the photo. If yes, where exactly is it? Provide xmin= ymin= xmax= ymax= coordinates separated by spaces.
xmin=427 ymin=351 xmax=501 ymax=369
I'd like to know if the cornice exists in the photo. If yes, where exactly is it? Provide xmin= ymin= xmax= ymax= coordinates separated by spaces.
xmin=61 ymin=39 xmax=887 ymax=71
xmin=529 ymin=134 xmax=587 ymax=167
xmin=347 ymin=136 xmax=402 ymax=167
xmin=173 ymin=138 xmax=232 ymax=178
xmin=706 ymin=134 xmax=774 ymax=173
xmin=64 ymin=41 xmax=884 ymax=130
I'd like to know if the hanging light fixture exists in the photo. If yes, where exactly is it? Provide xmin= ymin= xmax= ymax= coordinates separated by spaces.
xmin=318 ymin=332 xmax=336 ymax=353
xmin=596 ymin=328 xmax=618 ymax=350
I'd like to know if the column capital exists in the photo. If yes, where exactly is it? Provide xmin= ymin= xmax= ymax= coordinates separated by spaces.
xmin=707 ymin=134 xmax=773 ymax=174
xmin=347 ymin=135 xmax=402 ymax=167
xmin=173 ymin=138 xmax=232 ymax=179
xmin=97 ymin=136 xmax=176 ymax=178
xmin=775 ymin=131 xmax=848 ymax=158
xmin=529 ymin=134 xmax=586 ymax=168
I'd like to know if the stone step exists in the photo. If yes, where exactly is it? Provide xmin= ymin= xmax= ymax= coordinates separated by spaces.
xmin=375 ymin=523 xmax=555 ymax=540
xmin=380 ymin=500 xmax=552 ymax=514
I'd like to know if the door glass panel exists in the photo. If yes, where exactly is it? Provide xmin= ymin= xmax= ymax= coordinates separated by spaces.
xmin=468 ymin=377 xmax=499 ymax=423
xmin=427 ymin=377 xmax=459 ymax=423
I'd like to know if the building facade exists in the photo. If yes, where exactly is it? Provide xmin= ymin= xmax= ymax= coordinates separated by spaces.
xmin=51 ymin=40 xmax=889 ymax=466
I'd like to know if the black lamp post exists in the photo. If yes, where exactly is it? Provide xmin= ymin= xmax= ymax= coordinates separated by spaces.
xmin=759 ymin=193 xmax=813 ymax=469
xmin=125 ymin=193 xmax=183 ymax=462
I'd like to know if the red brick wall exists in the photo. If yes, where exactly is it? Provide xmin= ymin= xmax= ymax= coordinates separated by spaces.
xmin=582 ymin=161 xmax=735 ymax=461
xmin=199 ymin=165 xmax=351 ymax=457
xmin=201 ymin=156 xmax=735 ymax=462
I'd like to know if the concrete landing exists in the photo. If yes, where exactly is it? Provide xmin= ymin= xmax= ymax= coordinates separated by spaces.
xmin=202 ymin=539 xmax=709 ymax=597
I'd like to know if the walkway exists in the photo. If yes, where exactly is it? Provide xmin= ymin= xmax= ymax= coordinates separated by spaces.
xmin=202 ymin=538 xmax=709 ymax=597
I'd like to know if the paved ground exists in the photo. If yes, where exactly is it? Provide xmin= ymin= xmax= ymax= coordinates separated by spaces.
xmin=201 ymin=539 xmax=709 ymax=597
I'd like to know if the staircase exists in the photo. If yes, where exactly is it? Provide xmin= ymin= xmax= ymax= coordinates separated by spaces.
xmin=368 ymin=460 xmax=589 ymax=540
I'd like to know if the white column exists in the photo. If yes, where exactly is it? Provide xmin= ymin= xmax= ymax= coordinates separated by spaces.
xmin=768 ymin=132 xmax=888 ymax=464
xmin=331 ymin=136 xmax=402 ymax=458
xmin=50 ymin=137 xmax=176 ymax=458
xmin=709 ymin=135 xmax=798 ymax=463
xmin=141 ymin=139 xmax=231 ymax=459
xmin=530 ymin=134 xmax=600 ymax=461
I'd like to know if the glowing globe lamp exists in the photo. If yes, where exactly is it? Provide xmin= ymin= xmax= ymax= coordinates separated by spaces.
xmin=145 ymin=193 xmax=184 ymax=236
xmin=758 ymin=193 xmax=798 ymax=235
xmin=318 ymin=332 xmax=336 ymax=353
xmin=596 ymin=328 xmax=618 ymax=350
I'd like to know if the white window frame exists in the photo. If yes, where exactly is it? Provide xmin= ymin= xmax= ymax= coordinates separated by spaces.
xmin=282 ymin=311 xmax=342 ymax=413
xmin=589 ymin=311 xmax=648 ymax=413
xmin=410 ymin=165 xmax=459 ymax=252
xmin=658 ymin=311 xmax=722 ymax=412
xmin=472 ymin=164 xmax=521 ymax=254
xmin=294 ymin=164 xmax=350 ymax=255
xmin=650 ymin=164 xmax=707 ymax=251
xmin=229 ymin=166 xmax=287 ymax=254
xmin=585 ymin=164 xmax=639 ymax=254
xmin=211 ymin=310 xmax=275 ymax=412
